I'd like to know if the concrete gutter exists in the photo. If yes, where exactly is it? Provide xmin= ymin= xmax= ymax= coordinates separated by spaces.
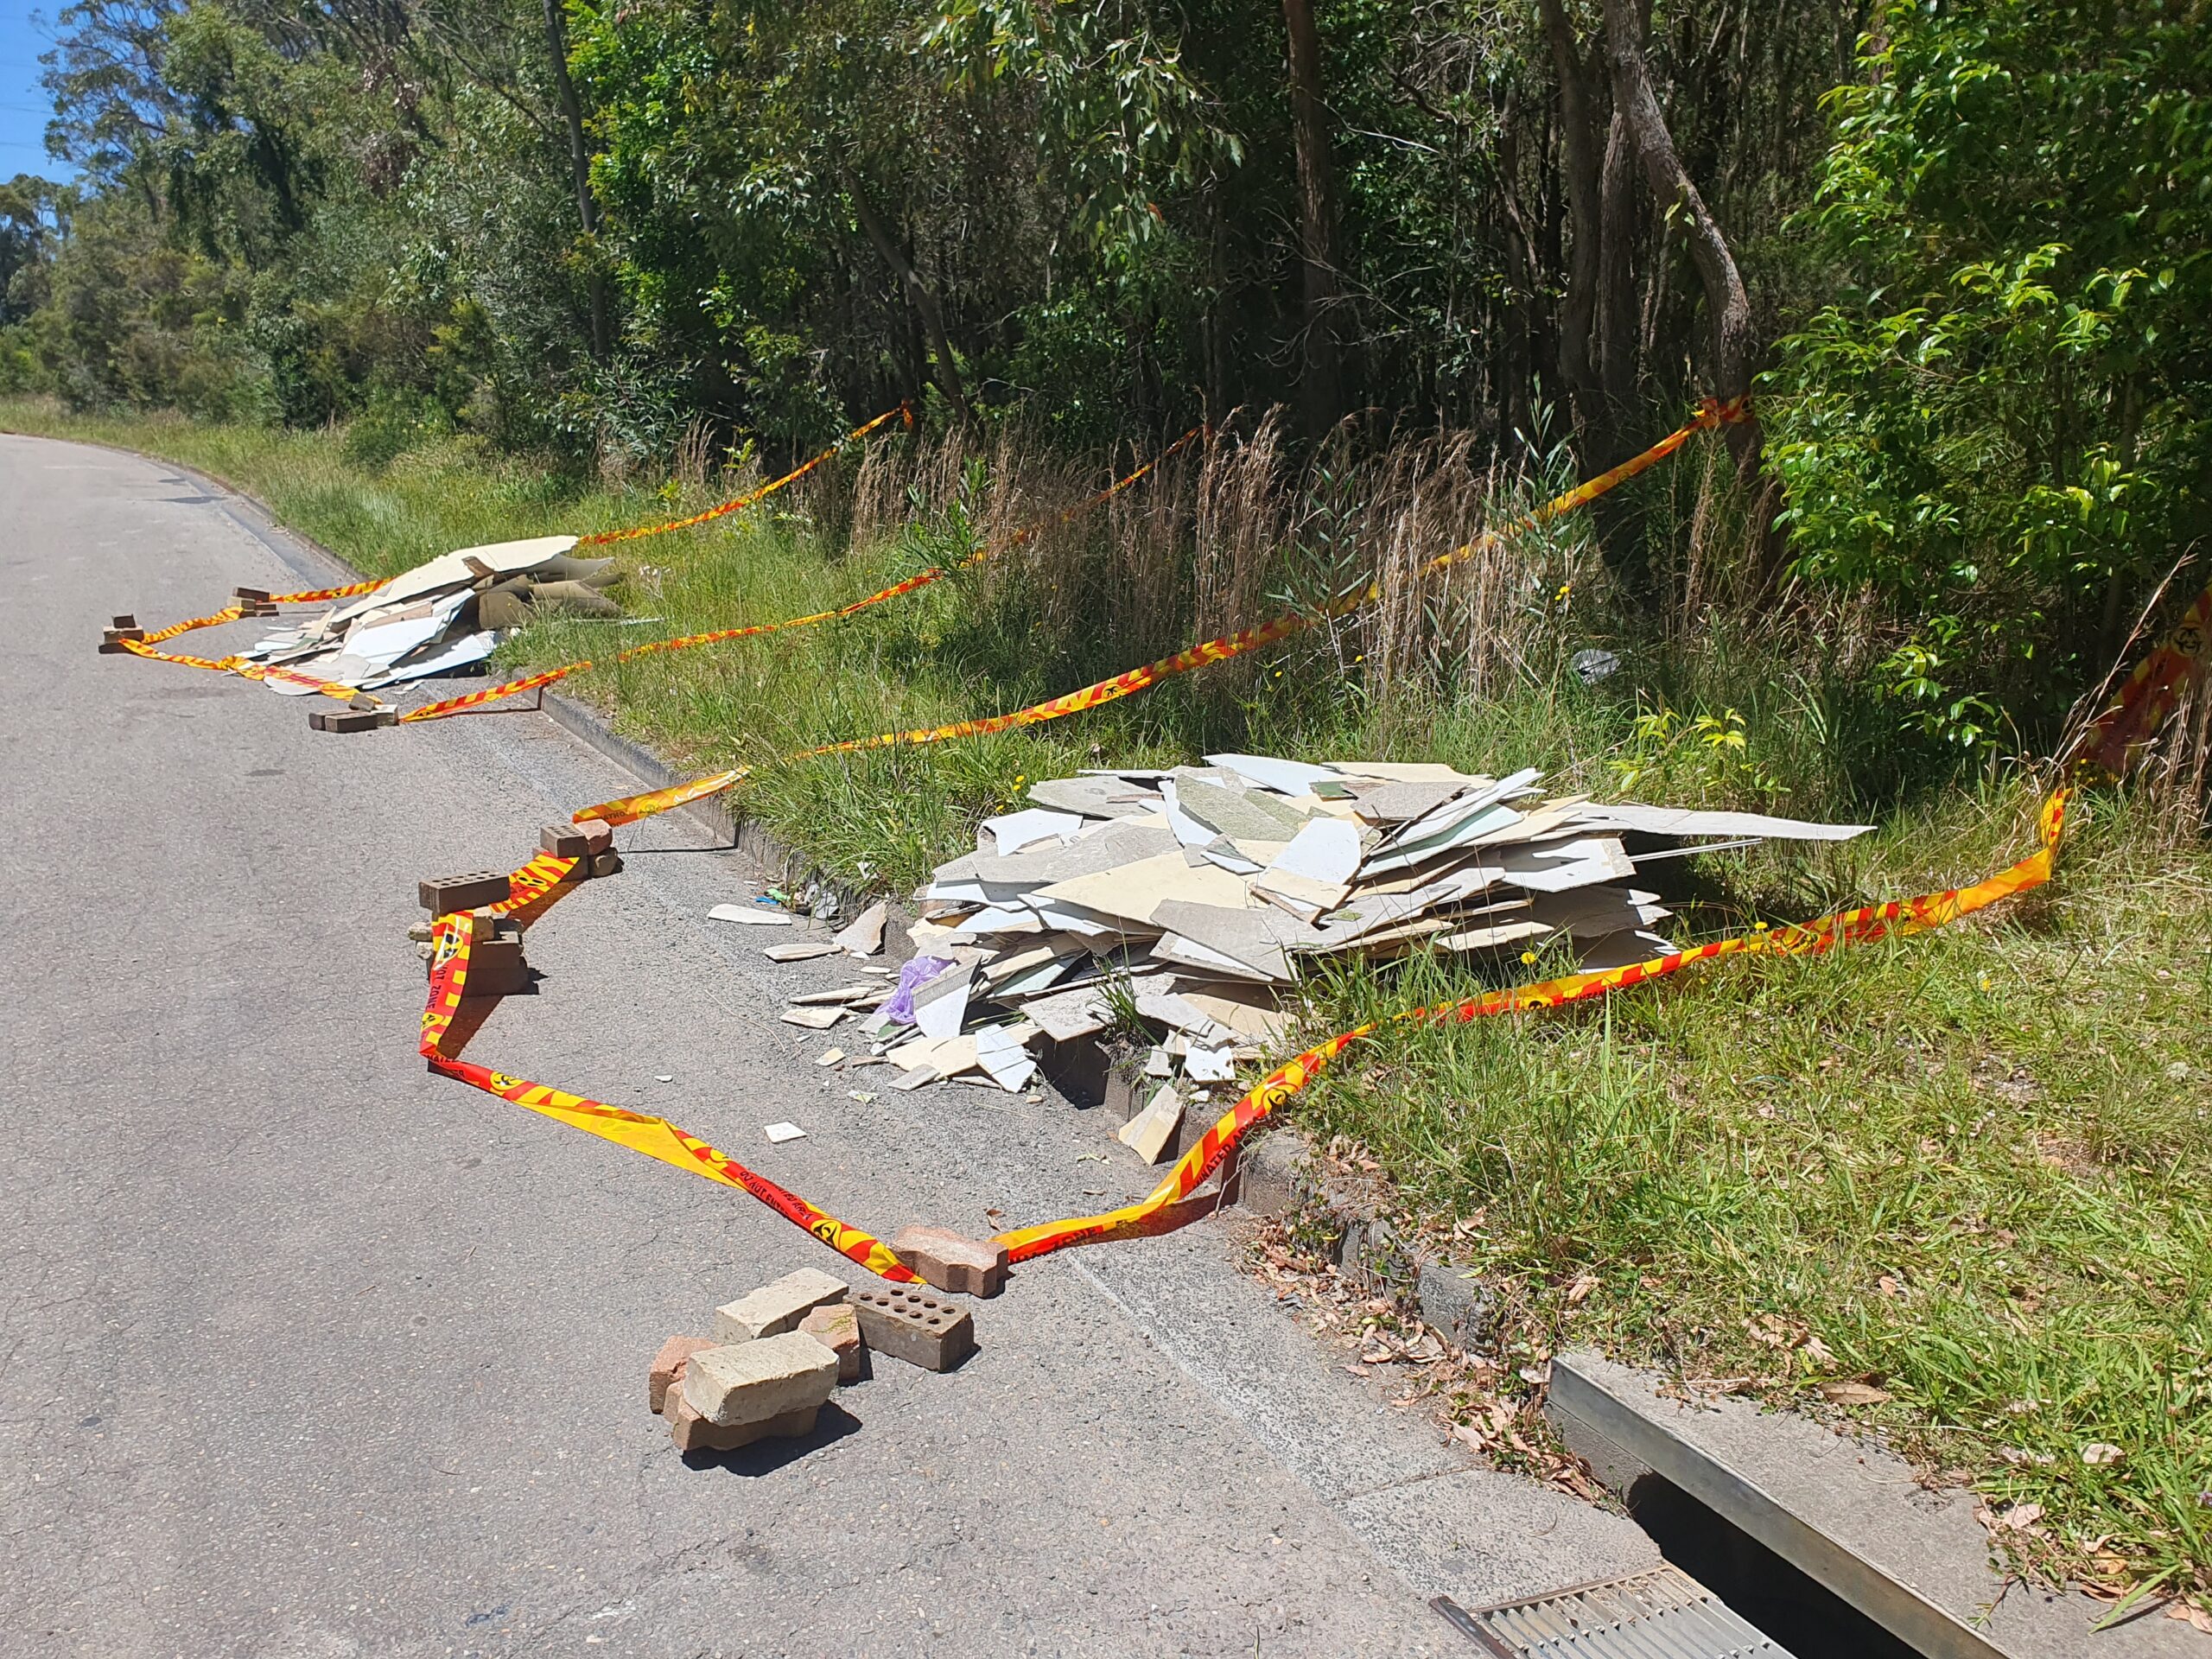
xmin=1547 ymin=1351 xmax=2202 ymax=1659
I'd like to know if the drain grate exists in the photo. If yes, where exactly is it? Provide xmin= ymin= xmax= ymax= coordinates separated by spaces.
xmin=1433 ymin=1564 xmax=1793 ymax=1658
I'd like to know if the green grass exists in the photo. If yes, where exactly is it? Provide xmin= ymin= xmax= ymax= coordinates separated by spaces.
xmin=12 ymin=394 xmax=2209 ymax=1609
xmin=1297 ymin=784 xmax=2212 ymax=1610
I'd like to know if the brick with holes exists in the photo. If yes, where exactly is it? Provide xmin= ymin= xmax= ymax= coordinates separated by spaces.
xmin=418 ymin=871 xmax=514 ymax=913
xmin=850 ymin=1283 xmax=975 ymax=1371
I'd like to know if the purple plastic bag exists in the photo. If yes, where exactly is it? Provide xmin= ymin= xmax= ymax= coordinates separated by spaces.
xmin=880 ymin=955 xmax=955 ymax=1026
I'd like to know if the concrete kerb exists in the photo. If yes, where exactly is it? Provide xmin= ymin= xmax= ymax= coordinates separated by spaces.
xmin=1230 ymin=1132 xmax=1499 ymax=1351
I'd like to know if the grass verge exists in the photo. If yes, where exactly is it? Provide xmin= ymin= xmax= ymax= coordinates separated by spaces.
xmin=12 ymin=395 xmax=2208 ymax=1610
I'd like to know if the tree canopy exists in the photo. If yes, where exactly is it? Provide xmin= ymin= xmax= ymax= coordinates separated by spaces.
xmin=6 ymin=1 xmax=2208 ymax=746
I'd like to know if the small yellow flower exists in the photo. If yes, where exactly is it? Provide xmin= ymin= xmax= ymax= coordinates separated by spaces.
xmin=1521 ymin=950 xmax=1537 ymax=965
xmin=1753 ymin=920 xmax=1769 ymax=931
xmin=1979 ymin=975 xmax=1993 ymax=991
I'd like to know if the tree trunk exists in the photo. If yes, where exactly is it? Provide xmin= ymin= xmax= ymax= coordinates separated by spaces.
xmin=1494 ymin=84 xmax=1537 ymax=443
xmin=843 ymin=168 xmax=970 ymax=424
xmin=1281 ymin=0 xmax=1343 ymax=436
xmin=1603 ymin=0 xmax=1759 ymax=478
xmin=1595 ymin=106 xmax=1639 ymax=413
xmin=540 ymin=0 xmax=608 ymax=360
xmin=1538 ymin=0 xmax=1602 ymax=445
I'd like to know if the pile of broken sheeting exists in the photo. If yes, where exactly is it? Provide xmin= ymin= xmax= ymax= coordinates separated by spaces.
xmin=234 ymin=536 xmax=624 ymax=696
xmin=851 ymin=754 xmax=1869 ymax=1116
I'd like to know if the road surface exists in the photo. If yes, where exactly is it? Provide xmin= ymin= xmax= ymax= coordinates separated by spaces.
xmin=0 ymin=432 xmax=1656 ymax=1656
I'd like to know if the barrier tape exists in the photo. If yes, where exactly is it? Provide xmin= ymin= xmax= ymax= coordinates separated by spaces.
xmin=417 ymin=858 xmax=917 ymax=1281
xmin=408 ymin=394 xmax=2088 ymax=1292
xmin=2076 ymin=577 xmax=2212 ymax=776
xmin=398 ymin=424 xmax=1206 ymax=723
xmin=569 ymin=401 xmax=1752 ymax=829
xmin=277 ymin=579 xmax=386 ymax=603
xmin=423 ymin=779 xmax=2066 ymax=1275
xmin=994 ymin=789 xmax=2066 ymax=1259
xmin=119 ymin=638 xmax=251 ymax=673
xmin=141 ymin=604 xmax=244 ymax=644
xmin=574 ymin=605 xmax=1325 ymax=827
xmin=572 ymin=406 xmax=912 ymax=547
xmin=127 ymin=578 xmax=385 ymax=651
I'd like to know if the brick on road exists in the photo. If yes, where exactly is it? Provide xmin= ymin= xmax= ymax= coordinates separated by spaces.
xmin=850 ymin=1284 xmax=975 ymax=1372
xmin=798 ymin=1303 xmax=863 ymax=1382
xmin=649 ymin=1335 xmax=716 ymax=1414
xmin=680 ymin=1333 xmax=838 ymax=1429
xmin=713 ymin=1266 xmax=849 ymax=1343
xmin=888 ymin=1224 xmax=1009 ymax=1297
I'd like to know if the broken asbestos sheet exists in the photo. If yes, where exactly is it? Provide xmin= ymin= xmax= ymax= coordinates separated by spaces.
xmin=236 ymin=536 xmax=626 ymax=695
xmin=861 ymin=753 xmax=1868 ymax=1103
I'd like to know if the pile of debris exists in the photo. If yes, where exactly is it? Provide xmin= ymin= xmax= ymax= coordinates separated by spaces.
xmin=765 ymin=755 xmax=1866 ymax=1158
xmin=651 ymin=1245 xmax=996 ymax=1454
xmin=238 ymin=536 xmax=623 ymax=696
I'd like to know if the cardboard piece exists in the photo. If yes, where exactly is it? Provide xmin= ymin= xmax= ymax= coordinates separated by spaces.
xmin=709 ymin=905 xmax=792 ymax=927
xmin=1119 ymin=1084 xmax=1185 ymax=1162
xmin=833 ymin=900 xmax=887 ymax=956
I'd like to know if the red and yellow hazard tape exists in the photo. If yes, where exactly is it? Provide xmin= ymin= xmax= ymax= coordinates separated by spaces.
xmin=995 ymin=788 xmax=2066 ymax=1259
xmin=571 ymin=406 xmax=912 ymax=547
xmin=398 ymin=423 xmax=1206 ymax=723
xmin=2075 ymin=577 xmax=2212 ymax=776
xmin=418 ymin=854 xmax=918 ymax=1281
xmin=126 ymin=577 xmax=385 ymax=650
xmin=135 ymin=392 xmax=2072 ymax=1288
xmin=569 ymin=402 xmax=1753 ymax=830
xmin=574 ymin=605 xmax=1320 ymax=825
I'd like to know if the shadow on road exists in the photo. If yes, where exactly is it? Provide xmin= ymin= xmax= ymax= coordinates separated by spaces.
xmin=680 ymin=1401 xmax=864 ymax=1475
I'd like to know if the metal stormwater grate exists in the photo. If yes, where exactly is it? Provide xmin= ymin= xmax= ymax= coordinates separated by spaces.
xmin=1433 ymin=1564 xmax=1794 ymax=1658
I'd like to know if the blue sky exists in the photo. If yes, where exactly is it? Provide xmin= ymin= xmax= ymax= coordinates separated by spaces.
xmin=0 ymin=2 xmax=64 ymax=181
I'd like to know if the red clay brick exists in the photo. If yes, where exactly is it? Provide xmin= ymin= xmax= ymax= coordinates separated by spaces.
xmin=649 ymin=1335 xmax=716 ymax=1414
xmin=889 ymin=1225 xmax=1009 ymax=1297
xmin=665 ymin=1387 xmax=820 ymax=1454
xmin=850 ymin=1284 xmax=975 ymax=1371
xmin=798 ymin=1303 xmax=863 ymax=1382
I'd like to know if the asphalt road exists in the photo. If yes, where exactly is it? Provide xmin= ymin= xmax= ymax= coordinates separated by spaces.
xmin=0 ymin=434 xmax=1658 ymax=1657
